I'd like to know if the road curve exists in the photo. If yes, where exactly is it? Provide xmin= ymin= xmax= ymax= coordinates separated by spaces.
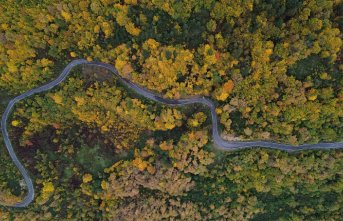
xmin=1 ymin=59 xmax=343 ymax=207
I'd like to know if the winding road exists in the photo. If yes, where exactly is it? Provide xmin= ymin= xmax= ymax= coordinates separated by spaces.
xmin=1 ymin=59 xmax=343 ymax=207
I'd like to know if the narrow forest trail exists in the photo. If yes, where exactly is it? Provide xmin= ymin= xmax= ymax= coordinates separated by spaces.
xmin=1 ymin=59 xmax=343 ymax=207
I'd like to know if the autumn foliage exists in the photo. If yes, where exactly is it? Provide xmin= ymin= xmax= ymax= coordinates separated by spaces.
xmin=0 ymin=0 xmax=342 ymax=220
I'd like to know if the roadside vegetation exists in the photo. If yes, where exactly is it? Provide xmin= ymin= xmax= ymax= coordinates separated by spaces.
xmin=0 ymin=0 xmax=342 ymax=220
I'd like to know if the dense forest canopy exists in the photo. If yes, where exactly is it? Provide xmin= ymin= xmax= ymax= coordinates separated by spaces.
xmin=0 ymin=0 xmax=342 ymax=220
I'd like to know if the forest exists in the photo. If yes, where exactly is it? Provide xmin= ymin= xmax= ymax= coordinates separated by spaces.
xmin=0 ymin=0 xmax=342 ymax=220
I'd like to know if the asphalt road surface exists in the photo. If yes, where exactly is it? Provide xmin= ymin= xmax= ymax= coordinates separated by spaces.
xmin=1 ymin=59 xmax=342 ymax=207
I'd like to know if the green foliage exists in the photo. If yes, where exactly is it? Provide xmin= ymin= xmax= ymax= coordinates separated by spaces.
xmin=0 ymin=0 xmax=342 ymax=220
xmin=75 ymin=144 xmax=113 ymax=175
xmin=0 ymin=141 xmax=25 ymax=199
xmin=287 ymin=55 xmax=326 ymax=80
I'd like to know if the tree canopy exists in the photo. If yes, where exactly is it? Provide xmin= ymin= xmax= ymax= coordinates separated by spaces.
xmin=0 ymin=0 xmax=342 ymax=220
